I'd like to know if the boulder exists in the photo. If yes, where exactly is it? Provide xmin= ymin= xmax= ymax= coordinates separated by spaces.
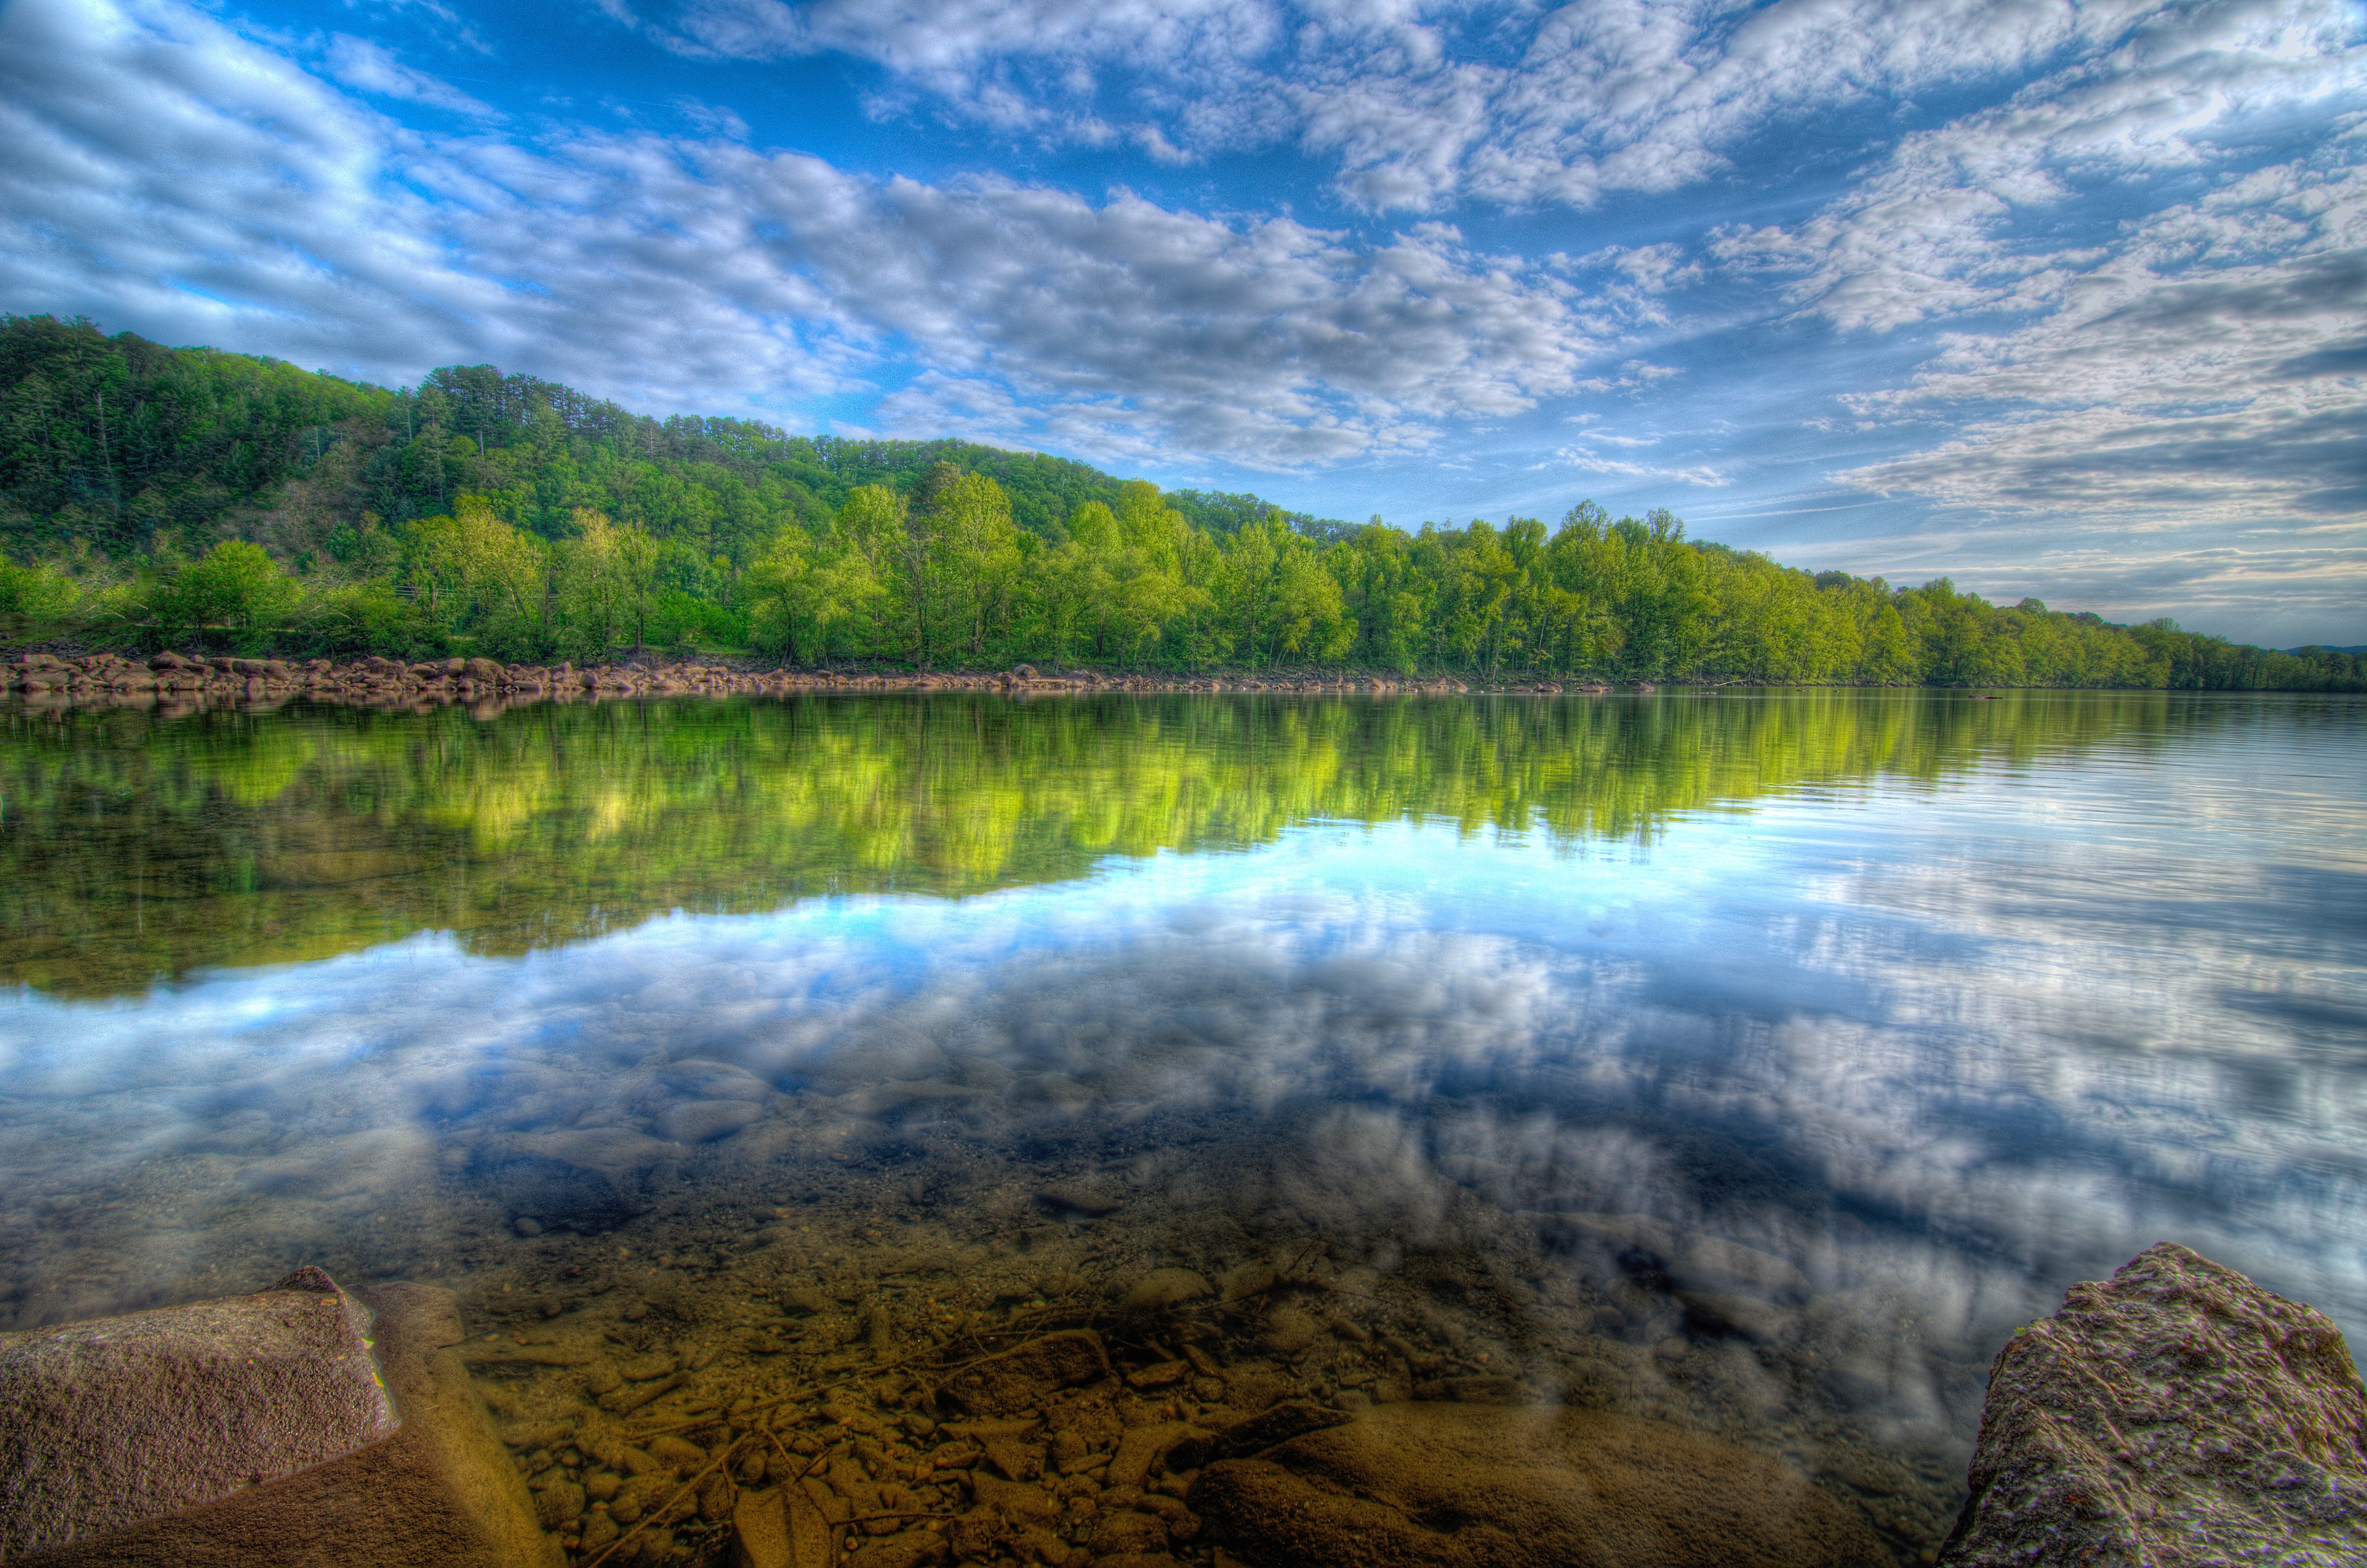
xmin=1206 ymin=1400 xmax=1348 ymax=1461
xmin=0 ymin=1267 xmax=398 ymax=1557
xmin=658 ymin=1098 xmax=764 ymax=1144
xmin=1936 ymin=1242 xmax=2367 ymax=1567
xmin=1 ymin=1274 xmax=558 ymax=1567
xmin=939 ymin=1330 xmax=1111 ymax=1416
xmin=1037 ymin=1181 xmax=1123 ymax=1217
xmin=1190 ymin=1402 xmax=1888 ymax=1568
xmin=1119 ymin=1268 xmax=1214 ymax=1318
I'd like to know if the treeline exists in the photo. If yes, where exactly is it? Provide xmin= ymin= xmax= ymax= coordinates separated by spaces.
xmin=2 ymin=314 xmax=2359 ymax=690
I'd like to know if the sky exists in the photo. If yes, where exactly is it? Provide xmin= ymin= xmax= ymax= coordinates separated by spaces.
xmin=1 ymin=0 xmax=2362 ymax=645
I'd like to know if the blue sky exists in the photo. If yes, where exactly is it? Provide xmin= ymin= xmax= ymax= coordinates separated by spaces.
xmin=2 ymin=0 xmax=2362 ymax=643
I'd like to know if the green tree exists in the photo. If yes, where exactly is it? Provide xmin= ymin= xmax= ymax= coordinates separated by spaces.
xmin=829 ymin=486 xmax=906 ymax=661
xmin=170 ymin=540 xmax=300 ymax=638
xmin=895 ymin=463 xmax=959 ymax=667
xmin=1222 ymin=515 xmax=1350 ymax=667
xmin=931 ymin=471 xmax=1023 ymax=661
xmin=0 ymin=561 xmax=80 ymax=623
xmin=450 ymin=495 xmax=551 ymax=658
xmin=554 ymin=509 xmax=658 ymax=661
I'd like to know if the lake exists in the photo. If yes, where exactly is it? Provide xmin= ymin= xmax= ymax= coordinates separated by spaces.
xmin=2 ymin=688 xmax=2362 ymax=1566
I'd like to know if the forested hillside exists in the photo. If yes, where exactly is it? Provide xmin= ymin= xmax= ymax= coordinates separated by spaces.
xmin=3 ymin=316 xmax=2358 ymax=690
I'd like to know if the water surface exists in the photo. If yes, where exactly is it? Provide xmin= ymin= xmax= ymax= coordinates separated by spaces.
xmin=3 ymin=689 xmax=2361 ymax=1564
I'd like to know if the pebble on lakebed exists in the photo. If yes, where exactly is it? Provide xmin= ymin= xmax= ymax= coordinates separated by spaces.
xmin=333 ymin=1086 xmax=2242 ymax=1568
xmin=435 ymin=1154 xmax=1992 ymax=1568
xmin=455 ymin=1229 xmax=2367 ymax=1568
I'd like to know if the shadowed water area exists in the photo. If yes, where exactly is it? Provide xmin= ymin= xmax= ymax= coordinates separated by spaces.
xmin=2 ymin=689 xmax=2363 ymax=1567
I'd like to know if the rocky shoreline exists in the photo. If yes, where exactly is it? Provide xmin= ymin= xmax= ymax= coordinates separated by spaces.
xmin=3 ymin=650 xmax=1637 ymax=711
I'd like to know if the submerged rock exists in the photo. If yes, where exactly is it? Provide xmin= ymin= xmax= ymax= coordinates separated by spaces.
xmin=939 ymin=1329 xmax=1111 ymax=1415
xmin=1208 ymin=1399 xmax=1350 ymax=1461
xmin=658 ymin=1099 xmax=763 ymax=1144
xmin=468 ymin=1142 xmax=652 ymax=1232
xmin=517 ymin=1126 xmax=678 ymax=1176
xmin=733 ymin=1485 xmax=847 ymax=1568
xmin=1119 ymin=1267 xmax=1214 ymax=1318
xmin=0 ymin=1266 xmax=399 ymax=1557
xmin=1192 ymin=1402 xmax=1888 ymax=1568
xmin=1037 ymin=1181 xmax=1123 ymax=1217
xmin=944 ymin=1417 xmax=1046 ymax=1481
xmin=1936 ymin=1242 xmax=2367 ymax=1567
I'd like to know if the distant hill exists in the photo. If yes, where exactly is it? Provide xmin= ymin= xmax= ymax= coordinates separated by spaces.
xmin=2287 ymin=645 xmax=2367 ymax=655
xmin=0 ymin=313 xmax=1335 ymax=564
xmin=1 ymin=312 xmax=2360 ymax=693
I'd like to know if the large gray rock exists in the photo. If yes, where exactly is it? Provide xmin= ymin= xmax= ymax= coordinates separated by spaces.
xmin=3 ymin=1273 xmax=560 ymax=1568
xmin=1938 ymin=1242 xmax=2367 ymax=1567
xmin=1190 ymin=1401 xmax=1889 ymax=1568
xmin=0 ymin=1266 xmax=398 ymax=1557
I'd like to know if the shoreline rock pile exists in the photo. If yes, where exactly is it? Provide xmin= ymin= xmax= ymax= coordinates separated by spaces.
xmin=1 ymin=650 xmax=1636 ymax=711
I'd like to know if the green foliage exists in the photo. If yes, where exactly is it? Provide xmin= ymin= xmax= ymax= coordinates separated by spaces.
xmin=654 ymin=589 xmax=748 ymax=653
xmin=552 ymin=509 xmax=656 ymax=661
xmin=1 ymin=315 xmax=2357 ymax=690
xmin=167 ymin=541 xmax=303 ymax=637
xmin=0 ymin=315 xmax=393 ymax=559
xmin=297 ymin=580 xmax=440 ymax=658
xmin=0 ymin=561 xmax=79 ymax=622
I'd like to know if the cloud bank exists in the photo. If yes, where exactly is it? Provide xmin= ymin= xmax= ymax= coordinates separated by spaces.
xmin=0 ymin=0 xmax=2360 ymax=633
xmin=0 ymin=0 xmax=1609 ymax=470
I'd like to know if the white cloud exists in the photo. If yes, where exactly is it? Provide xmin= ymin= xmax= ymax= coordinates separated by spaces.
xmin=623 ymin=0 xmax=2336 ymax=215
xmin=1636 ymin=2 xmax=2367 ymax=622
xmin=1572 ymin=357 xmax=1682 ymax=393
xmin=1551 ymin=444 xmax=1729 ymax=486
xmin=1821 ymin=147 xmax=2367 ymax=523
xmin=667 ymin=0 xmax=1275 ymax=81
xmin=0 ymin=0 xmax=1597 ymax=469
xmin=1711 ymin=0 xmax=2364 ymax=331
xmin=322 ymin=35 xmax=498 ymax=118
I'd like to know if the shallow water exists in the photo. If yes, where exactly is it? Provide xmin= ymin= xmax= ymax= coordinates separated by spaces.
xmin=3 ymin=689 xmax=2363 ymax=1565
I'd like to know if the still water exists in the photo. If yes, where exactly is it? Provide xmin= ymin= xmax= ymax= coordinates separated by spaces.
xmin=2 ymin=690 xmax=2362 ymax=1564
